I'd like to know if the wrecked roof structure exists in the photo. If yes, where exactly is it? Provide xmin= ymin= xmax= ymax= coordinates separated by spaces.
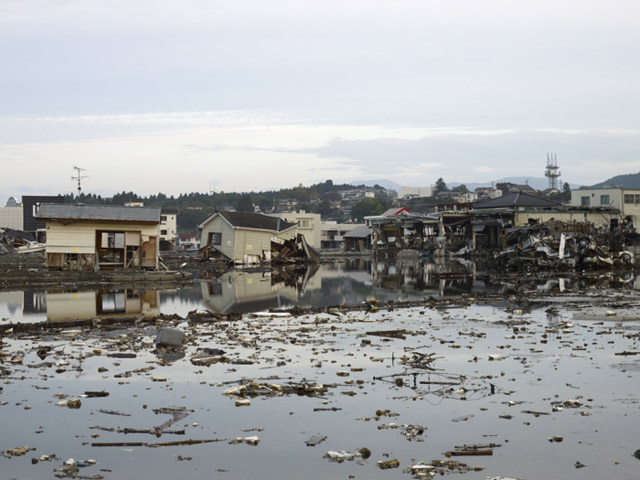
xmin=381 ymin=207 xmax=410 ymax=217
xmin=35 ymin=204 xmax=161 ymax=271
xmin=369 ymin=212 xmax=470 ymax=257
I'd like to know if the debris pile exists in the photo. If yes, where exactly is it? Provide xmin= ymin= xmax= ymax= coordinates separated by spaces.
xmin=493 ymin=222 xmax=634 ymax=271
xmin=0 ymin=228 xmax=41 ymax=254
xmin=271 ymin=234 xmax=320 ymax=264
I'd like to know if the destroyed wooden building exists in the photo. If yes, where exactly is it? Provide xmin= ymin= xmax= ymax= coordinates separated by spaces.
xmin=199 ymin=211 xmax=320 ymax=265
xmin=368 ymin=211 xmax=470 ymax=257
xmin=343 ymin=225 xmax=372 ymax=252
xmin=35 ymin=204 xmax=161 ymax=271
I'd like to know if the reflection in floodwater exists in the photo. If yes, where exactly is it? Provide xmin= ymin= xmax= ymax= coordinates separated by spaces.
xmin=46 ymin=289 xmax=159 ymax=321
xmin=0 ymin=261 xmax=639 ymax=321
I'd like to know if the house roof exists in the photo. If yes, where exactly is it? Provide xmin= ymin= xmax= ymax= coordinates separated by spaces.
xmin=473 ymin=191 xmax=560 ymax=209
xmin=382 ymin=207 xmax=410 ymax=216
xmin=201 ymin=211 xmax=297 ymax=232
xmin=343 ymin=226 xmax=371 ymax=238
xmin=35 ymin=204 xmax=161 ymax=223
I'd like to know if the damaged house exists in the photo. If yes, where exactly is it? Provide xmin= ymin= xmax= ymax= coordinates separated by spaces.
xmin=200 ymin=211 xmax=316 ymax=265
xmin=369 ymin=211 xmax=470 ymax=257
xmin=35 ymin=204 xmax=161 ymax=271
xmin=470 ymin=191 xmax=621 ymax=250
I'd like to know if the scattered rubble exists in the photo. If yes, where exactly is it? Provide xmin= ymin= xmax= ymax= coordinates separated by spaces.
xmin=493 ymin=222 xmax=635 ymax=271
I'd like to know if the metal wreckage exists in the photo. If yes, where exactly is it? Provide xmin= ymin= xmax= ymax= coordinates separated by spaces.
xmin=488 ymin=221 xmax=635 ymax=272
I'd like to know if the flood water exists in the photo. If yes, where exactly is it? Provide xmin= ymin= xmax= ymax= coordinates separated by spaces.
xmin=1 ymin=260 xmax=640 ymax=480
xmin=2 ymin=260 xmax=639 ymax=323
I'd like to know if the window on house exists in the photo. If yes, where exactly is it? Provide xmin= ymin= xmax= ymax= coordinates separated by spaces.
xmin=208 ymin=232 xmax=222 ymax=245
xmin=581 ymin=196 xmax=590 ymax=207
xmin=161 ymin=229 xmax=168 ymax=235
xmin=301 ymin=220 xmax=309 ymax=228
xmin=624 ymin=194 xmax=640 ymax=204
xmin=160 ymin=215 xmax=167 ymax=222
xmin=600 ymin=195 xmax=610 ymax=206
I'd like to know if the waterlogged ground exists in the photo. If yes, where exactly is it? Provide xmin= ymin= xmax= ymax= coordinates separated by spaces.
xmin=2 ymin=289 xmax=639 ymax=479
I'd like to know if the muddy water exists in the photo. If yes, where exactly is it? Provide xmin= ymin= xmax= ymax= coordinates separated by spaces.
xmin=1 ymin=262 xmax=640 ymax=479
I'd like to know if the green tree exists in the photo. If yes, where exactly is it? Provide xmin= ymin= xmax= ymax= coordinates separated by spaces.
xmin=451 ymin=184 xmax=469 ymax=194
xmin=351 ymin=198 xmax=389 ymax=221
xmin=237 ymin=193 xmax=254 ymax=212
xmin=434 ymin=177 xmax=448 ymax=193
xmin=562 ymin=182 xmax=571 ymax=202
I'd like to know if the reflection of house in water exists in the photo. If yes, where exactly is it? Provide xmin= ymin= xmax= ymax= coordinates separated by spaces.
xmin=46 ymin=289 xmax=159 ymax=322
xmin=0 ymin=291 xmax=24 ymax=316
xmin=201 ymin=269 xmax=312 ymax=314
xmin=23 ymin=290 xmax=47 ymax=314
xmin=371 ymin=260 xmax=472 ymax=299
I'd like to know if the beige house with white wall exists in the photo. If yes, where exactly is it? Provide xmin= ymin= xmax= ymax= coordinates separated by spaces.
xmin=199 ymin=211 xmax=297 ymax=265
xmin=571 ymin=187 xmax=640 ymax=232
xmin=36 ymin=204 xmax=160 ymax=271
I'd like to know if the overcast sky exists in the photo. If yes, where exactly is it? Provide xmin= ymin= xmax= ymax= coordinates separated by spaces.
xmin=1 ymin=0 xmax=639 ymax=200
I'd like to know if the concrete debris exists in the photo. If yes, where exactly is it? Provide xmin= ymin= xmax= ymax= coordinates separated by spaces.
xmin=155 ymin=327 xmax=186 ymax=348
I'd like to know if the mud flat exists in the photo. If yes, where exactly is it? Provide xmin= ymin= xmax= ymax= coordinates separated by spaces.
xmin=1 ymin=286 xmax=639 ymax=480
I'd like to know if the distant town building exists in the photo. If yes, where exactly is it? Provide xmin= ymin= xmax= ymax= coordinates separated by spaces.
xmin=160 ymin=208 xmax=178 ymax=247
xmin=398 ymin=186 xmax=433 ymax=199
xmin=0 ymin=197 xmax=23 ymax=230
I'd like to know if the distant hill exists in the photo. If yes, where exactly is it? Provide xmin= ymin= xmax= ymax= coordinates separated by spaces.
xmin=591 ymin=172 xmax=640 ymax=189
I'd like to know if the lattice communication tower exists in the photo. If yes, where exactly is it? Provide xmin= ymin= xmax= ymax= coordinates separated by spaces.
xmin=545 ymin=153 xmax=560 ymax=190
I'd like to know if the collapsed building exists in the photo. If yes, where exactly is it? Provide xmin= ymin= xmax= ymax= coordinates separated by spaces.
xmin=368 ymin=211 xmax=470 ymax=257
xmin=199 ymin=211 xmax=319 ymax=265
xmin=367 ymin=192 xmax=636 ymax=269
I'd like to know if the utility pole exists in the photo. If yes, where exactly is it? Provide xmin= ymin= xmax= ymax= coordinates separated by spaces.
xmin=71 ymin=166 xmax=89 ymax=196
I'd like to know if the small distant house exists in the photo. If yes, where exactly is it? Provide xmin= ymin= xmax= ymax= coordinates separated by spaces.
xmin=177 ymin=233 xmax=200 ymax=250
xmin=199 ymin=211 xmax=297 ymax=265
xmin=35 ymin=204 xmax=161 ymax=271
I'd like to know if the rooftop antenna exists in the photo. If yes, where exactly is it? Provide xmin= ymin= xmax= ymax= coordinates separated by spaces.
xmin=209 ymin=182 xmax=217 ymax=211
xmin=71 ymin=166 xmax=88 ymax=195
xmin=545 ymin=153 xmax=561 ymax=190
